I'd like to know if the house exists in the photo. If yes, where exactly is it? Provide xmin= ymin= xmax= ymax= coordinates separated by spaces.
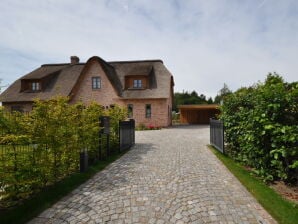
xmin=178 ymin=104 xmax=220 ymax=124
xmin=0 ymin=56 xmax=174 ymax=127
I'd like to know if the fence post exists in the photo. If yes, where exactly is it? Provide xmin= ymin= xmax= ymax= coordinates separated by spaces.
xmin=80 ymin=149 xmax=88 ymax=172
xmin=130 ymin=119 xmax=135 ymax=145
xmin=119 ymin=119 xmax=135 ymax=152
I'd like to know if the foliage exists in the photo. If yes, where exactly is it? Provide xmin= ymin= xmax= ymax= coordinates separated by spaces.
xmin=136 ymin=123 xmax=161 ymax=131
xmin=0 ymin=97 xmax=127 ymax=209
xmin=220 ymin=73 xmax=298 ymax=183
xmin=107 ymin=105 xmax=128 ymax=149
xmin=209 ymin=145 xmax=298 ymax=224
xmin=173 ymin=90 xmax=213 ymax=111
xmin=0 ymin=150 xmax=127 ymax=224
xmin=214 ymin=83 xmax=232 ymax=104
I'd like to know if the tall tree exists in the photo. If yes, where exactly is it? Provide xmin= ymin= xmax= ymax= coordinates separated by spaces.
xmin=214 ymin=83 xmax=232 ymax=104
xmin=173 ymin=90 xmax=213 ymax=111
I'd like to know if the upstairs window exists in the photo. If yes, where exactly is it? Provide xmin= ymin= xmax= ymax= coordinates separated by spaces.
xmin=92 ymin=77 xmax=101 ymax=89
xmin=133 ymin=79 xmax=142 ymax=88
xmin=31 ymin=82 xmax=40 ymax=91
xmin=145 ymin=104 xmax=151 ymax=118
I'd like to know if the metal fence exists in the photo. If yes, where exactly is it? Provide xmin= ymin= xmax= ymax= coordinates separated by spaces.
xmin=79 ymin=117 xmax=135 ymax=171
xmin=210 ymin=118 xmax=224 ymax=153
xmin=119 ymin=119 xmax=135 ymax=152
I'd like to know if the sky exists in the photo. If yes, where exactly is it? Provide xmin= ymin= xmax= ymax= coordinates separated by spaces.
xmin=0 ymin=0 xmax=297 ymax=98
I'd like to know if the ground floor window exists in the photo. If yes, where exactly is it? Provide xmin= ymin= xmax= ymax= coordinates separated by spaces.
xmin=145 ymin=104 xmax=151 ymax=118
xmin=11 ymin=105 xmax=24 ymax=113
xmin=128 ymin=104 xmax=133 ymax=118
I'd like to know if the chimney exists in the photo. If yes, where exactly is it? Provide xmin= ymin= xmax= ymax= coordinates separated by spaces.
xmin=70 ymin=56 xmax=80 ymax=64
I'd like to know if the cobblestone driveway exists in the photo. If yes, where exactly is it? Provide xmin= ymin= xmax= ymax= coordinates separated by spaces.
xmin=29 ymin=126 xmax=276 ymax=224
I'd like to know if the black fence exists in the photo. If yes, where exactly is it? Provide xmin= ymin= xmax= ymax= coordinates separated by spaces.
xmin=119 ymin=119 xmax=135 ymax=152
xmin=210 ymin=118 xmax=224 ymax=153
xmin=80 ymin=117 xmax=135 ymax=172
xmin=0 ymin=112 xmax=136 ymax=208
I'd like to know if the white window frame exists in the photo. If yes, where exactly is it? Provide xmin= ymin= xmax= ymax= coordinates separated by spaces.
xmin=133 ymin=79 xmax=142 ymax=88
xmin=31 ymin=82 xmax=40 ymax=91
xmin=92 ymin=77 xmax=101 ymax=89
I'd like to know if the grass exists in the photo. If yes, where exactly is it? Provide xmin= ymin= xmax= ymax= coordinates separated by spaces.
xmin=208 ymin=145 xmax=298 ymax=224
xmin=0 ymin=150 xmax=127 ymax=224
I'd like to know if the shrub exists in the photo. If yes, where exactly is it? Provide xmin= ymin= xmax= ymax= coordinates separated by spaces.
xmin=221 ymin=73 xmax=298 ymax=183
xmin=0 ymin=97 xmax=127 ymax=208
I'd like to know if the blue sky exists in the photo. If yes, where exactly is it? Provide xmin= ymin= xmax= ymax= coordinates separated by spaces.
xmin=0 ymin=0 xmax=297 ymax=98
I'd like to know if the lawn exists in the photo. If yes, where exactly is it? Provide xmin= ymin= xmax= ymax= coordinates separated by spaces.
xmin=0 ymin=150 xmax=127 ymax=224
xmin=209 ymin=145 xmax=298 ymax=224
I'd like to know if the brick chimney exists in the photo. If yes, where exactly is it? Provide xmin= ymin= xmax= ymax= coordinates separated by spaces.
xmin=70 ymin=56 xmax=80 ymax=64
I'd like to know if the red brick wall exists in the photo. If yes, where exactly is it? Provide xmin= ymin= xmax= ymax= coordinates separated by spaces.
xmin=2 ymin=102 xmax=33 ymax=113
xmin=122 ymin=99 xmax=171 ymax=127
xmin=70 ymin=61 xmax=172 ymax=127
xmin=70 ymin=61 xmax=123 ymax=107
xmin=2 ymin=61 xmax=173 ymax=127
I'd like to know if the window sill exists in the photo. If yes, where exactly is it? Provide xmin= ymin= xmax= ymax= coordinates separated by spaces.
xmin=22 ymin=90 xmax=42 ymax=93
xmin=127 ymin=88 xmax=146 ymax=90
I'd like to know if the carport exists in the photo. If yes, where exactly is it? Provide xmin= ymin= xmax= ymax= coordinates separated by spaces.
xmin=178 ymin=104 xmax=220 ymax=124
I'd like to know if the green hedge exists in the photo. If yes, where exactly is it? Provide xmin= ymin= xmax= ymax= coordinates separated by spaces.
xmin=220 ymin=74 xmax=298 ymax=183
xmin=0 ymin=97 xmax=127 ymax=209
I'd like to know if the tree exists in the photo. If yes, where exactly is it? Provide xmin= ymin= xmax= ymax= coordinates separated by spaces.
xmin=173 ymin=90 xmax=213 ymax=111
xmin=207 ymin=97 xmax=213 ymax=104
xmin=214 ymin=83 xmax=232 ymax=104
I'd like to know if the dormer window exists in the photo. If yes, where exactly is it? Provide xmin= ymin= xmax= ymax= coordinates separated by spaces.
xmin=31 ymin=82 xmax=40 ymax=91
xmin=133 ymin=80 xmax=142 ymax=88
xmin=20 ymin=79 xmax=43 ymax=92
xmin=125 ymin=76 xmax=149 ymax=90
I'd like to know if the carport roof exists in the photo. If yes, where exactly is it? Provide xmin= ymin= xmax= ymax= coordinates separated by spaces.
xmin=178 ymin=104 xmax=219 ymax=110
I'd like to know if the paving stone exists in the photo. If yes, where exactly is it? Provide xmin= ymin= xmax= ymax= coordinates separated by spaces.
xmin=28 ymin=126 xmax=276 ymax=224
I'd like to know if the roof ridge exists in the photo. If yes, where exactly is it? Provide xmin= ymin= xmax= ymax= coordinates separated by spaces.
xmin=108 ymin=59 xmax=163 ymax=64
xmin=41 ymin=63 xmax=85 ymax=67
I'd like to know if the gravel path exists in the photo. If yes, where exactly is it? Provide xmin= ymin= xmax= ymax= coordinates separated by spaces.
xmin=28 ymin=125 xmax=276 ymax=224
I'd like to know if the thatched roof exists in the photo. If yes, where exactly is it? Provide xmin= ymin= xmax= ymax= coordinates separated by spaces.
xmin=0 ymin=56 xmax=173 ymax=103
xmin=0 ymin=64 xmax=84 ymax=102
xmin=111 ymin=60 xmax=172 ymax=99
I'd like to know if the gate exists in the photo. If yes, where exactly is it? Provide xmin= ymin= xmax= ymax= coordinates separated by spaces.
xmin=210 ymin=118 xmax=224 ymax=153
xmin=119 ymin=119 xmax=135 ymax=152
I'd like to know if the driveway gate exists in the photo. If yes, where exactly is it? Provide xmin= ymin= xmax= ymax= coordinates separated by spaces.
xmin=210 ymin=118 xmax=224 ymax=153
xmin=119 ymin=119 xmax=135 ymax=152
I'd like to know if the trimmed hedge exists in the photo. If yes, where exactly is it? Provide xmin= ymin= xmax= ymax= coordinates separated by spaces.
xmin=0 ymin=97 xmax=127 ymax=208
xmin=220 ymin=73 xmax=298 ymax=183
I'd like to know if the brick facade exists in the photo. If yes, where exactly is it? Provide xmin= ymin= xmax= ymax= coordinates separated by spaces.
xmin=122 ymin=99 xmax=171 ymax=127
xmin=70 ymin=61 xmax=172 ymax=127
xmin=2 ymin=102 xmax=33 ymax=113
xmin=1 ymin=56 xmax=174 ymax=127
xmin=70 ymin=61 xmax=122 ymax=107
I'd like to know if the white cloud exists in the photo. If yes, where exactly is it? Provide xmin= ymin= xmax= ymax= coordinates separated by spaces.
xmin=0 ymin=0 xmax=297 ymax=97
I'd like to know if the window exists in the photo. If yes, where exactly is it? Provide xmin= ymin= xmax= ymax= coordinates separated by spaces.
xmin=31 ymin=82 xmax=40 ymax=91
xmin=133 ymin=79 xmax=142 ymax=88
xmin=127 ymin=104 xmax=133 ymax=118
xmin=145 ymin=104 xmax=151 ymax=118
xmin=11 ymin=106 xmax=24 ymax=113
xmin=92 ymin=77 xmax=101 ymax=89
